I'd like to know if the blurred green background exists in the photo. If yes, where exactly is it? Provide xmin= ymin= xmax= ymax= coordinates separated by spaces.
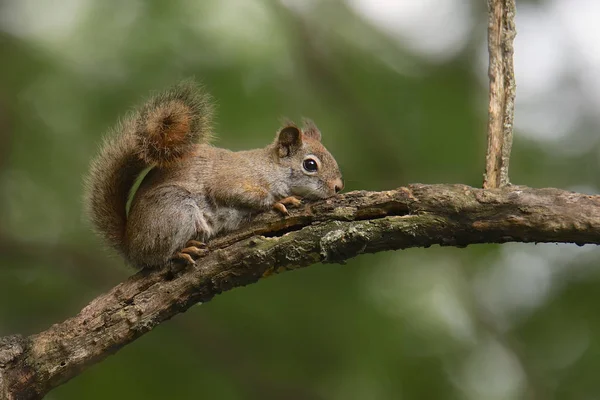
xmin=2 ymin=0 xmax=600 ymax=399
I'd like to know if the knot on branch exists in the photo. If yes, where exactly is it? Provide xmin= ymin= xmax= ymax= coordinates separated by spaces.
xmin=0 ymin=335 xmax=25 ymax=367
xmin=320 ymin=223 xmax=369 ymax=263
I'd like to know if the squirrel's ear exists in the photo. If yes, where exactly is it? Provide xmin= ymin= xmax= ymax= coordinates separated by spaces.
xmin=302 ymin=119 xmax=321 ymax=142
xmin=277 ymin=125 xmax=302 ymax=157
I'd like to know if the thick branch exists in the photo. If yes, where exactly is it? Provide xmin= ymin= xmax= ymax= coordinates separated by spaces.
xmin=484 ymin=0 xmax=517 ymax=189
xmin=2 ymin=184 xmax=600 ymax=399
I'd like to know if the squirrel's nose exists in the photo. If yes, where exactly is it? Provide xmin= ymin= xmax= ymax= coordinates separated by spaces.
xmin=333 ymin=178 xmax=344 ymax=193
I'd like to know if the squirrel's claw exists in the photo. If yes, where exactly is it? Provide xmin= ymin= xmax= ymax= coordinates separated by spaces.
xmin=173 ymin=243 xmax=208 ymax=266
xmin=181 ymin=245 xmax=208 ymax=258
xmin=274 ymin=196 xmax=302 ymax=215
xmin=173 ymin=252 xmax=196 ymax=266
xmin=186 ymin=240 xmax=207 ymax=249
xmin=279 ymin=196 xmax=302 ymax=207
xmin=273 ymin=202 xmax=290 ymax=216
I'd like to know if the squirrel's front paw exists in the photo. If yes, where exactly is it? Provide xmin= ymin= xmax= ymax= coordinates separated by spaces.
xmin=273 ymin=196 xmax=302 ymax=216
xmin=172 ymin=240 xmax=208 ymax=266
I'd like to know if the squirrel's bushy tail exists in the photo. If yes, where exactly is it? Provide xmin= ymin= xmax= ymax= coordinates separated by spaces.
xmin=84 ymin=80 xmax=214 ymax=255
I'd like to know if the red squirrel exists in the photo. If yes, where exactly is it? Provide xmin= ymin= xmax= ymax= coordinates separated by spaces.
xmin=84 ymin=80 xmax=343 ymax=269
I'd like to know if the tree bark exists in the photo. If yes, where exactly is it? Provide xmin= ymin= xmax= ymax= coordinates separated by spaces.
xmin=484 ymin=0 xmax=517 ymax=188
xmin=1 ymin=184 xmax=600 ymax=399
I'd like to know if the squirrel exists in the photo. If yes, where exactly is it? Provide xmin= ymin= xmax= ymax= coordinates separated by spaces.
xmin=84 ymin=80 xmax=344 ymax=269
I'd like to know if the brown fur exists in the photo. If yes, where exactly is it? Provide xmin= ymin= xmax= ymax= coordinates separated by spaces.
xmin=85 ymin=80 xmax=343 ymax=269
xmin=142 ymin=101 xmax=191 ymax=162
xmin=135 ymin=80 xmax=213 ymax=167
xmin=301 ymin=118 xmax=321 ymax=141
xmin=84 ymin=80 xmax=213 ymax=256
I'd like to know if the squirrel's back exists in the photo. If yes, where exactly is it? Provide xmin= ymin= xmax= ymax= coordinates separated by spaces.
xmin=84 ymin=81 xmax=214 ymax=256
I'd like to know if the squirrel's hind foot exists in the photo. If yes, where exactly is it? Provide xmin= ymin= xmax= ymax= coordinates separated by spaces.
xmin=185 ymin=240 xmax=207 ymax=249
xmin=173 ymin=252 xmax=196 ymax=266
xmin=172 ymin=240 xmax=209 ymax=266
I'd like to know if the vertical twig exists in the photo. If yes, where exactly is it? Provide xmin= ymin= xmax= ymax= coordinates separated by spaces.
xmin=484 ymin=0 xmax=517 ymax=189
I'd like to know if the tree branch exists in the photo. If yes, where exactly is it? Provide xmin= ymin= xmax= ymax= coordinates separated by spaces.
xmin=1 ymin=184 xmax=600 ymax=399
xmin=484 ymin=0 xmax=517 ymax=188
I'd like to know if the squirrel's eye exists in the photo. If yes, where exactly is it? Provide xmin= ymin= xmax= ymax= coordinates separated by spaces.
xmin=302 ymin=158 xmax=318 ymax=173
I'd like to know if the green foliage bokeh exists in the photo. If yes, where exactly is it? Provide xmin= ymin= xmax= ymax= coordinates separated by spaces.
xmin=1 ymin=1 xmax=600 ymax=399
